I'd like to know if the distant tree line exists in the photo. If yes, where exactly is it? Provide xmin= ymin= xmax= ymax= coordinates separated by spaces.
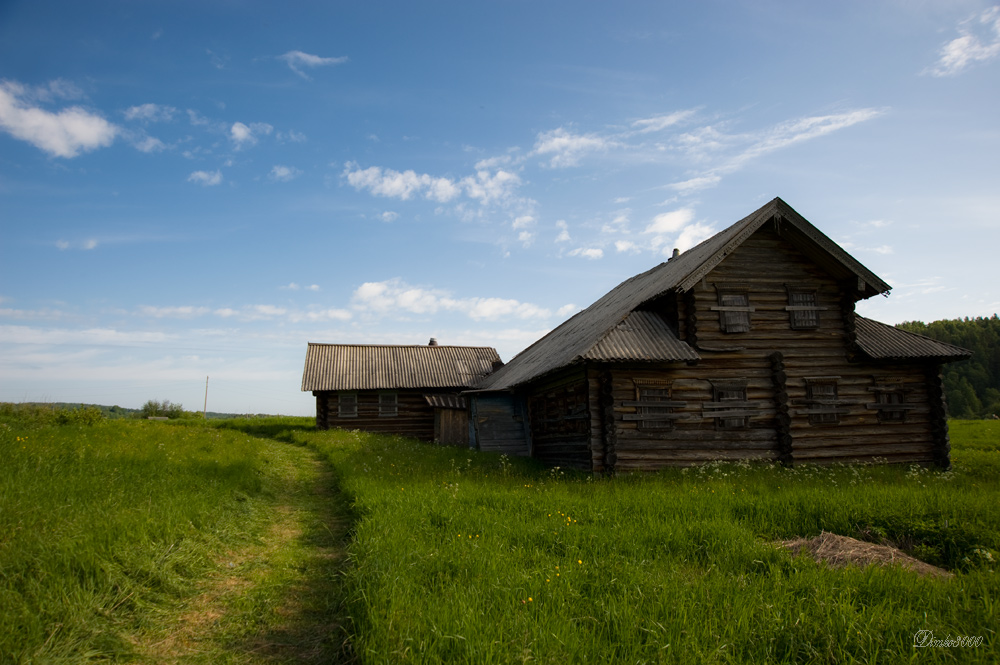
xmin=897 ymin=315 xmax=1000 ymax=419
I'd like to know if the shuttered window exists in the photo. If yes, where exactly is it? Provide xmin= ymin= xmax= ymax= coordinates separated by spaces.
xmin=379 ymin=392 xmax=398 ymax=417
xmin=714 ymin=286 xmax=753 ymax=333
xmin=712 ymin=381 xmax=749 ymax=430
xmin=806 ymin=380 xmax=839 ymax=425
xmin=788 ymin=291 xmax=820 ymax=329
xmin=637 ymin=383 xmax=674 ymax=430
xmin=869 ymin=377 xmax=912 ymax=423
xmin=338 ymin=391 xmax=357 ymax=418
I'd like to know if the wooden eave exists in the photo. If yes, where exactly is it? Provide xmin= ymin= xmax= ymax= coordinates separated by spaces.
xmin=673 ymin=198 xmax=891 ymax=300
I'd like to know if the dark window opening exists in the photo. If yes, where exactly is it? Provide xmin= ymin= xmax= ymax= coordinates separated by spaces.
xmin=379 ymin=392 xmax=398 ymax=417
xmin=637 ymin=383 xmax=674 ymax=430
xmin=338 ymin=391 xmax=357 ymax=418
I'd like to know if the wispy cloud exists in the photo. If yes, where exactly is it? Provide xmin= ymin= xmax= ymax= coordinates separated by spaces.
xmin=188 ymin=170 xmax=222 ymax=186
xmin=342 ymin=161 xmax=521 ymax=206
xmin=351 ymin=278 xmax=563 ymax=321
xmin=568 ymin=247 xmax=604 ymax=260
xmin=56 ymin=238 xmax=99 ymax=251
xmin=123 ymin=103 xmax=177 ymax=123
xmin=269 ymin=165 xmax=301 ymax=182
xmin=629 ymin=110 xmax=696 ymax=134
xmin=279 ymin=50 xmax=349 ymax=78
xmin=531 ymin=127 xmax=613 ymax=168
xmin=0 ymin=80 xmax=117 ymax=158
xmin=925 ymin=6 xmax=1000 ymax=77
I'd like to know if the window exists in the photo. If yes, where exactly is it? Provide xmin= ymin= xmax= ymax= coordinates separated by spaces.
xmin=787 ymin=290 xmax=820 ymax=329
xmin=338 ymin=392 xmax=357 ymax=418
xmin=869 ymin=378 xmax=910 ymax=423
xmin=714 ymin=286 xmax=753 ymax=333
xmin=805 ymin=379 xmax=840 ymax=425
xmin=635 ymin=380 xmax=675 ymax=430
xmin=711 ymin=380 xmax=749 ymax=430
xmin=379 ymin=392 xmax=398 ymax=417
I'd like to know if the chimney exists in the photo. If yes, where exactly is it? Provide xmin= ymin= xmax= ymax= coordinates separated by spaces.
xmin=670 ymin=248 xmax=680 ymax=261
xmin=491 ymin=359 xmax=505 ymax=371
xmin=428 ymin=338 xmax=439 ymax=346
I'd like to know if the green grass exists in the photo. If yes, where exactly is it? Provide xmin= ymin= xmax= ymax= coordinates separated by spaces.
xmin=298 ymin=423 xmax=999 ymax=664
xmin=0 ymin=405 xmax=322 ymax=664
xmin=3 ymin=403 xmax=997 ymax=663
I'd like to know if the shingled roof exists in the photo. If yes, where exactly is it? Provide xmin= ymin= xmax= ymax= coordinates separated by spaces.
xmin=477 ymin=198 xmax=958 ymax=391
xmin=301 ymin=343 xmax=500 ymax=392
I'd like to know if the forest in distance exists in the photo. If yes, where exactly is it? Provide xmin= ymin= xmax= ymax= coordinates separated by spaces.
xmin=897 ymin=315 xmax=1000 ymax=419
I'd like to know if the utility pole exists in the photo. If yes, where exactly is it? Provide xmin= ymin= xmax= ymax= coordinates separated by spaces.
xmin=203 ymin=376 xmax=209 ymax=419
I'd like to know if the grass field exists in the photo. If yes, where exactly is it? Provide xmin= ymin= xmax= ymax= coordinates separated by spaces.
xmin=1 ymin=405 xmax=997 ymax=663
xmin=299 ymin=420 xmax=999 ymax=664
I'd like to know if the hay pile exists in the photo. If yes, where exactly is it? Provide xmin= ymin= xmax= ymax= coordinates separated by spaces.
xmin=780 ymin=531 xmax=953 ymax=578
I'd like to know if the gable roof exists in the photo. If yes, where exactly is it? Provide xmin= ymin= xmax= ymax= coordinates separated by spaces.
xmin=475 ymin=198 xmax=916 ymax=391
xmin=301 ymin=343 xmax=500 ymax=392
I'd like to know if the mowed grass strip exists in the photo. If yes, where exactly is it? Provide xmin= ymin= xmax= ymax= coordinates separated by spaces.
xmin=302 ymin=423 xmax=999 ymax=664
xmin=0 ymin=407 xmax=352 ymax=664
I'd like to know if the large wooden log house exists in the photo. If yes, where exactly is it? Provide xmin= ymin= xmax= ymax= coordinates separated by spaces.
xmin=302 ymin=340 xmax=500 ymax=444
xmin=469 ymin=197 xmax=970 ymax=470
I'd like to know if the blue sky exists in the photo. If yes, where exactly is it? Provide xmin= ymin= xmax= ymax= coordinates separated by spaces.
xmin=2 ymin=1 xmax=998 ymax=415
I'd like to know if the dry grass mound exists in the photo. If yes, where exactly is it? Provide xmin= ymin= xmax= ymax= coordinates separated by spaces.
xmin=781 ymin=531 xmax=953 ymax=578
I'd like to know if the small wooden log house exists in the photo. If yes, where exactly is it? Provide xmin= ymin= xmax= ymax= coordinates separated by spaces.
xmin=470 ymin=197 xmax=970 ymax=470
xmin=302 ymin=340 xmax=500 ymax=444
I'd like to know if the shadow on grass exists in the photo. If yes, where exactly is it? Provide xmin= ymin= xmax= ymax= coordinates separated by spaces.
xmin=213 ymin=417 xmax=318 ymax=445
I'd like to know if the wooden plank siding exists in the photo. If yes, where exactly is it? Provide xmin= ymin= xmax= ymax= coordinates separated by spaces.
xmin=471 ymin=394 xmax=531 ymax=456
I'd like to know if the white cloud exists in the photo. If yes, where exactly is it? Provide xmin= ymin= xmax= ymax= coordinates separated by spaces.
xmin=55 ymin=238 xmax=99 ymax=250
xmin=645 ymin=208 xmax=695 ymax=234
xmin=926 ymin=7 xmax=1000 ymax=77
xmin=674 ymin=221 xmax=717 ymax=252
xmin=230 ymin=121 xmax=272 ymax=149
xmin=512 ymin=215 xmax=535 ymax=230
xmin=124 ymin=103 xmax=177 ymax=122
xmin=350 ymin=278 xmax=554 ymax=321
xmin=343 ymin=162 xmax=521 ymax=206
xmin=555 ymin=220 xmax=571 ymax=243
xmin=568 ymin=247 xmax=604 ymax=260
xmin=630 ymin=110 xmax=696 ymax=134
xmin=269 ymin=165 xmax=301 ymax=182
xmin=615 ymin=240 xmax=641 ymax=254
xmin=380 ymin=211 xmax=399 ymax=222
xmin=556 ymin=304 xmax=578 ymax=317
xmin=281 ymin=282 xmax=301 ymax=290
xmin=0 ymin=80 xmax=117 ymax=158
xmin=131 ymin=134 xmax=166 ymax=153
xmin=517 ymin=231 xmax=535 ymax=246
xmin=279 ymin=50 xmax=349 ymax=78
xmin=277 ymin=129 xmax=307 ymax=143
xmin=668 ymin=174 xmax=722 ymax=194
xmin=307 ymin=284 xmax=320 ymax=291
xmin=188 ymin=170 xmax=222 ymax=186
xmin=532 ymin=127 xmax=611 ymax=167
xmin=139 ymin=305 xmax=210 ymax=318
xmin=289 ymin=308 xmax=352 ymax=322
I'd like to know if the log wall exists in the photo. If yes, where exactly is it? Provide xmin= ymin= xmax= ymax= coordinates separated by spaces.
xmin=314 ymin=390 xmax=437 ymax=440
xmin=525 ymin=369 xmax=592 ymax=470
xmin=600 ymin=227 xmax=939 ymax=470
xmin=471 ymin=393 xmax=530 ymax=456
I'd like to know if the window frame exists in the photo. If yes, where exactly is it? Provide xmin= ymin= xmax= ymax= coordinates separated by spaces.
xmin=337 ymin=391 xmax=358 ymax=418
xmin=804 ymin=378 xmax=840 ymax=425
xmin=868 ymin=377 xmax=911 ymax=424
xmin=378 ymin=391 xmax=398 ymax=418
xmin=633 ymin=379 xmax=676 ymax=431
xmin=787 ymin=289 xmax=821 ymax=330
xmin=711 ymin=380 xmax=750 ymax=430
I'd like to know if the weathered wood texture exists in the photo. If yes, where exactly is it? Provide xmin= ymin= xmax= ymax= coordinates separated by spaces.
xmin=434 ymin=408 xmax=469 ymax=446
xmin=471 ymin=394 xmax=530 ymax=456
xmin=526 ymin=370 xmax=592 ymax=470
xmin=314 ymin=390 xmax=437 ymax=440
xmin=599 ymin=228 xmax=939 ymax=470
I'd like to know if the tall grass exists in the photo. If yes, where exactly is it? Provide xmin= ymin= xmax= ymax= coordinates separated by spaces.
xmin=0 ymin=405 xmax=275 ymax=663
xmin=301 ymin=424 xmax=999 ymax=663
